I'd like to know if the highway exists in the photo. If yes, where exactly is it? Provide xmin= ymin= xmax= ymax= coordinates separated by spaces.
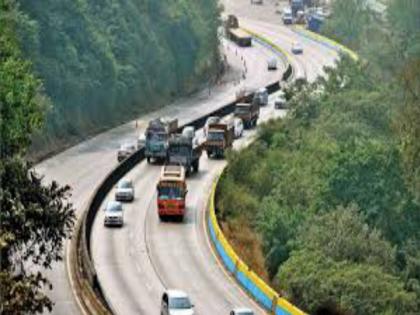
xmin=37 ymin=0 xmax=339 ymax=313
xmin=37 ymin=36 xmax=283 ymax=315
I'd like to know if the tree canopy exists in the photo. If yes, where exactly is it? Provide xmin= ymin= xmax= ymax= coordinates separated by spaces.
xmin=216 ymin=1 xmax=420 ymax=313
xmin=1 ymin=1 xmax=75 ymax=313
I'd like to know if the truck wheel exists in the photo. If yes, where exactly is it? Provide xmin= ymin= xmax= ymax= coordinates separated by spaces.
xmin=159 ymin=214 xmax=165 ymax=221
xmin=206 ymin=150 xmax=212 ymax=158
xmin=146 ymin=157 xmax=151 ymax=164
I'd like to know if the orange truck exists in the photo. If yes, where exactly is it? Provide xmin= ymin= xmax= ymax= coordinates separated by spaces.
xmin=156 ymin=165 xmax=188 ymax=221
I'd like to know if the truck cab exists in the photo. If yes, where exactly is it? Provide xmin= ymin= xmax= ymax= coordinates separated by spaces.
xmin=157 ymin=165 xmax=187 ymax=221
xmin=205 ymin=122 xmax=234 ymax=158
xmin=234 ymin=103 xmax=260 ymax=128
xmin=167 ymin=134 xmax=202 ymax=175
xmin=252 ymin=88 xmax=268 ymax=106
xmin=145 ymin=118 xmax=178 ymax=163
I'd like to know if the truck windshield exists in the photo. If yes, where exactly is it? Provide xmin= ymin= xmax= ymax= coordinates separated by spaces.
xmin=168 ymin=145 xmax=190 ymax=156
xmin=235 ymin=106 xmax=250 ymax=114
xmin=147 ymin=132 xmax=166 ymax=142
xmin=158 ymin=186 xmax=183 ymax=200
xmin=208 ymin=132 xmax=225 ymax=141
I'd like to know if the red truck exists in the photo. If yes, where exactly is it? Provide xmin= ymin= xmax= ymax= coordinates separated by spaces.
xmin=156 ymin=165 xmax=187 ymax=221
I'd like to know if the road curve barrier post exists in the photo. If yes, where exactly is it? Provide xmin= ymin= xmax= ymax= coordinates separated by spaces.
xmin=208 ymin=179 xmax=306 ymax=315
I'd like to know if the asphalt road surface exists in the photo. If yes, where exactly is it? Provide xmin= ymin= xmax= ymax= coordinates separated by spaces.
xmin=37 ymin=1 xmax=339 ymax=313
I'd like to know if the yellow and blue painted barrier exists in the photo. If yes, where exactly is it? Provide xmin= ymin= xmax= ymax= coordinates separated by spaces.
xmin=208 ymin=181 xmax=306 ymax=315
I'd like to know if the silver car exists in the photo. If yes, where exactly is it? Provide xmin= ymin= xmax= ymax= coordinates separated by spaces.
xmin=117 ymin=142 xmax=136 ymax=162
xmin=230 ymin=308 xmax=254 ymax=315
xmin=115 ymin=179 xmax=134 ymax=202
xmin=291 ymin=42 xmax=303 ymax=54
xmin=267 ymin=58 xmax=277 ymax=70
xmin=161 ymin=290 xmax=194 ymax=315
xmin=104 ymin=201 xmax=124 ymax=227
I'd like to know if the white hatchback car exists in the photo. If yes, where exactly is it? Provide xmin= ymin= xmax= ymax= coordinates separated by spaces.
xmin=291 ymin=42 xmax=303 ymax=54
xmin=161 ymin=290 xmax=194 ymax=315
xmin=230 ymin=308 xmax=254 ymax=315
xmin=115 ymin=179 xmax=135 ymax=202
xmin=104 ymin=201 xmax=124 ymax=227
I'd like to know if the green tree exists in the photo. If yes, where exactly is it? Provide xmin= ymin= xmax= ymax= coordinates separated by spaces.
xmin=277 ymin=208 xmax=417 ymax=314
xmin=278 ymin=249 xmax=417 ymax=315
xmin=1 ymin=2 xmax=75 ymax=313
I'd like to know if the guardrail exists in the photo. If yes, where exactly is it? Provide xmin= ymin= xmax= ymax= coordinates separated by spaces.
xmin=69 ymin=32 xmax=294 ymax=314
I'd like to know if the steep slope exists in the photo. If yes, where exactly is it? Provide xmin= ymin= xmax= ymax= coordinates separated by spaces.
xmin=12 ymin=0 xmax=221 ymax=157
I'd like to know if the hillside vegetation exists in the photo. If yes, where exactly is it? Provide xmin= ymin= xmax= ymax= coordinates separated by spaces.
xmin=1 ymin=1 xmax=75 ymax=313
xmin=6 ymin=0 xmax=221 ymax=157
xmin=216 ymin=0 xmax=420 ymax=314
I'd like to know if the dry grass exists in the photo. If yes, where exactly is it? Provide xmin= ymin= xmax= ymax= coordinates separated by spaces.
xmin=221 ymin=216 xmax=270 ymax=283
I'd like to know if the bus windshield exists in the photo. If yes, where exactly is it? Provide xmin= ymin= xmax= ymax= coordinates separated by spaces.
xmin=158 ymin=184 xmax=184 ymax=200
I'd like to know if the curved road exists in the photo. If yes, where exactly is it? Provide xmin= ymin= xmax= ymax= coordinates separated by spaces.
xmin=37 ymin=38 xmax=282 ymax=315
xmin=38 ymin=0 xmax=339 ymax=313
xmin=91 ymin=16 xmax=339 ymax=315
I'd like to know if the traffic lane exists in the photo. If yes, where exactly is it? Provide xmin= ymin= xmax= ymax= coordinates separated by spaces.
xmin=143 ymin=94 xmax=287 ymax=315
xmin=91 ymin=162 xmax=164 ymax=314
xmin=223 ymin=0 xmax=286 ymax=25
xmin=241 ymin=18 xmax=339 ymax=81
xmin=92 ymin=95 xmax=286 ymax=315
xmin=36 ymin=39 xmax=279 ymax=315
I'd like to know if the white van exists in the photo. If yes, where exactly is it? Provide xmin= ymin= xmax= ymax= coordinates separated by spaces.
xmin=282 ymin=7 xmax=293 ymax=25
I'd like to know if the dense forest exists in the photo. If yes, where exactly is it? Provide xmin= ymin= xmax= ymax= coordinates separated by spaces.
xmin=216 ymin=0 xmax=420 ymax=314
xmin=7 ymin=0 xmax=221 ymax=157
xmin=1 ymin=1 xmax=75 ymax=313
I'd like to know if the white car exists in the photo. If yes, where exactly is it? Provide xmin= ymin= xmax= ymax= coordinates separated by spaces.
xmin=230 ymin=308 xmax=254 ymax=315
xmin=115 ymin=179 xmax=135 ymax=202
xmin=104 ymin=201 xmax=124 ymax=227
xmin=204 ymin=116 xmax=221 ymax=137
xmin=291 ymin=42 xmax=303 ymax=54
xmin=161 ymin=290 xmax=194 ymax=315
xmin=117 ymin=142 xmax=136 ymax=162
xmin=274 ymin=94 xmax=287 ymax=109
xmin=233 ymin=117 xmax=244 ymax=138
xmin=267 ymin=58 xmax=277 ymax=70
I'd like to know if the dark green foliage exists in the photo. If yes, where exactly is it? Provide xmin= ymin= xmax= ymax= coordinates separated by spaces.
xmin=216 ymin=1 xmax=420 ymax=312
xmin=10 ymin=0 xmax=221 ymax=152
xmin=1 ymin=1 xmax=76 ymax=313
xmin=0 ymin=0 xmax=47 ymax=157
xmin=0 ymin=157 xmax=76 ymax=314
